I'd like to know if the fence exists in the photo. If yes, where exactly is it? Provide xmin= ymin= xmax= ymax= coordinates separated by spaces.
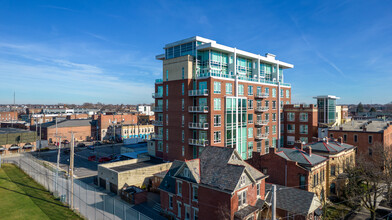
xmin=1 ymin=155 xmax=152 ymax=220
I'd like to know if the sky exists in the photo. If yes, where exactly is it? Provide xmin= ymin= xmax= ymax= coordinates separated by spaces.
xmin=0 ymin=0 xmax=391 ymax=105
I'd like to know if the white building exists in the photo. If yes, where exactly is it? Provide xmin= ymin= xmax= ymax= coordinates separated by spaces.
xmin=137 ymin=105 xmax=153 ymax=116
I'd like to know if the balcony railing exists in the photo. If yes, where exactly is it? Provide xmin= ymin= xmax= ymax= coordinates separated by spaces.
xmin=188 ymin=139 xmax=209 ymax=147
xmin=255 ymin=92 xmax=269 ymax=99
xmin=189 ymin=89 xmax=209 ymax=96
xmin=188 ymin=122 xmax=209 ymax=130
xmin=152 ymin=134 xmax=163 ymax=140
xmin=255 ymin=133 xmax=269 ymax=140
xmin=155 ymin=79 xmax=163 ymax=84
xmin=153 ymin=107 xmax=163 ymax=112
xmin=188 ymin=106 xmax=209 ymax=113
xmin=255 ymin=120 xmax=269 ymax=126
xmin=152 ymin=121 xmax=163 ymax=126
xmin=152 ymin=93 xmax=163 ymax=99
xmin=255 ymin=106 xmax=269 ymax=112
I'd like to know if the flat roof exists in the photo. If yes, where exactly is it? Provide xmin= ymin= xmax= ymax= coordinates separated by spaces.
xmin=0 ymin=128 xmax=33 ymax=134
xmin=110 ymin=157 xmax=164 ymax=172
xmin=330 ymin=120 xmax=391 ymax=132
xmin=313 ymin=95 xmax=340 ymax=99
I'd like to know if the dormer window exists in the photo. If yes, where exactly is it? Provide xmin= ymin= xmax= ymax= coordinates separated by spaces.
xmin=184 ymin=168 xmax=189 ymax=178
xmin=240 ymin=175 xmax=246 ymax=187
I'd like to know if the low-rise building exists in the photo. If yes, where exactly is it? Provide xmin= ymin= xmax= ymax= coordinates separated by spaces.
xmin=106 ymin=124 xmax=154 ymax=141
xmin=283 ymin=104 xmax=318 ymax=146
xmin=248 ymin=147 xmax=328 ymax=199
xmin=0 ymin=128 xmax=36 ymax=156
xmin=97 ymin=113 xmax=138 ymax=141
xmin=0 ymin=111 xmax=18 ymax=122
xmin=159 ymin=146 xmax=267 ymax=220
xmin=39 ymin=119 xmax=93 ymax=143
xmin=329 ymin=120 xmax=392 ymax=155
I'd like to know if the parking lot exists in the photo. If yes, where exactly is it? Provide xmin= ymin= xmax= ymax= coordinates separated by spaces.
xmin=34 ymin=143 xmax=124 ymax=181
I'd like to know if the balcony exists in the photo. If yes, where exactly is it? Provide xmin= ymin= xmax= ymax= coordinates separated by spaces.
xmin=152 ymin=93 xmax=163 ymax=99
xmin=255 ymin=133 xmax=269 ymax=140
xmin=255 ymin=120 xmax=269 ymax=126
xmin=189 ymin=139 xmax=209 ymax=147
xmin=153 ymin=107 xmax=163 ymax=112
xmin=189 ymin=89 xmax=209 ymax=96
xmin=152 ymin=121 xmax=163 ymax=126
xmin=255 ymin=92 xmax=269 ymax=99
xmin=188 ymin=122 xmax=209 ymax=130
xmin=155 ymin=79 xmax=163 ymax=84
xmin=152 ymin=134 xmax=163 ymax=140
xmin=255 ymin=106 xmax=269 ymax=112
xmin=188 ymin=106 xmax=209 ymax=113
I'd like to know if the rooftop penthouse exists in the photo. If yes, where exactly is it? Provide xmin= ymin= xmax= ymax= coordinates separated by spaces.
xmin=155 ymin=36 xmax=293 ymax=87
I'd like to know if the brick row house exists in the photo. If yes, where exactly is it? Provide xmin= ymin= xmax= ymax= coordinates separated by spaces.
xmin=151 ymin=36 xmax=293 ymax=162
xmin=159 ymin=146 xmax=267 ymax=220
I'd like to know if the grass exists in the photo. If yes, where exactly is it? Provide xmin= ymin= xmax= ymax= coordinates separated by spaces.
xmin=0 ymin=164 xmax=82 ymax=220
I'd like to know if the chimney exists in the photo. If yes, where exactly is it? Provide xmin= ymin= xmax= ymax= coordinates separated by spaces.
xmin=270 ymin=147 xmax=277 ymax=154
xmin=338 ymin=137 xmax=343 ymax=144
xmin=305 ymin=146 xmax=312 ymax=156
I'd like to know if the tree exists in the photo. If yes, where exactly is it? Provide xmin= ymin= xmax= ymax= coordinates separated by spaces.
xmin=344 ymin=143 xmax=391 ymax=220
xmin=369 ymin=107 xmax=376 ymax=112
xmin=357 ymin=102 xmax=364 ymax=113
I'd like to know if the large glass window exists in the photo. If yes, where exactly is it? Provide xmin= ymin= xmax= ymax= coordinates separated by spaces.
xmin=214 ymin=98 xmax=221 ymax=110
xmin=239 ymin=84 xmax=244 ymax=95
xmin=248 ymin=128 xmax=253 ymax=138
xmin=248 ymin=85 xmax=253 ymax=96
xmin=272 ymin=88 xmax=276 ymax=98
xmin=288 ymin=112 xmax=295 ymax=121
xmin=226 ymin=83 xmax=232 ymax=94
xmin=300 ymin=125 xmax=308 ymax=134
xmin=214 ymin=82 xmax=221 ymax=94
xmin=300 ymin=113 xmax=308 ymax=122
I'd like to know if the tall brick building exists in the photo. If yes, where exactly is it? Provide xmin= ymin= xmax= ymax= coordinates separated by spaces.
xmin=282 ymin=104 xmax=318 ymax=146
xmin=97 ymin=114 xmax=138 ymax=141
xmin=151 ymin=36 xmax=293 ymax=161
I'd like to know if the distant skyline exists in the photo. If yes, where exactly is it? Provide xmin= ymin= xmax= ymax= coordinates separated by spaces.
xmin=0 ymin=0 xmax=391 ymax=105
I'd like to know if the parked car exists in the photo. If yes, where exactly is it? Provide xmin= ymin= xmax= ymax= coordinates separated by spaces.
xmin=63 ymin=149 xmax=70 ymax=154
xmin=111 ymin=155 xmax=129 ymax=162
xmin=94 ymin=142 xmax=102 ymax=146
xmin=62 ymin=140 xmax=70 ymax=144
xmin=77 ymin=143 xmax=86 ymax=148
xmin=98 ymin=157 xmax=112 ymax=163
xmin=88 ymin=155 xmax=96 ymax=161
xmin=87 ymin=145 xmax=95 ymax=150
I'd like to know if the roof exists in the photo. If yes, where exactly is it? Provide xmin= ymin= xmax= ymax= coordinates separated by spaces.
xmin=159 ymin=146 xmax=267 ymax=194
xmin=329 ymin=120 xmax=391 ymax=133
xmin=313 ymin=95 xmax=340 ymax=99
xmin=305 ymin=140 xmax=355 ymax=154
xmin=265 ymin=184 xmax=321 ymax=216
xmin=276 ymin=148 xmax=327 ymax=169
xmin=110 ymin=157 xmax=164 ymax=172
xmin=0 ymin=128 xmax=34 ymax=134
xmin=41 ymin=119 xmax=92 ymax=128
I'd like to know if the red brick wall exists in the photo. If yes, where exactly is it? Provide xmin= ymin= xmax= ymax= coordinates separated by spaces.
xmin=0 ymin=112 xmax=18 ymax=121
xmin=44 ymin=125 xmax=92 ymax=143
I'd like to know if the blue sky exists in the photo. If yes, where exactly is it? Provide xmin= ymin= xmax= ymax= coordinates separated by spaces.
xmin=0 ymin=0 xmax=391 ymax=105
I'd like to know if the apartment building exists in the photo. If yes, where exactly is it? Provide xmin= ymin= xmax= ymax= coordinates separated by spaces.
xmin=314 ymin=95 xmax=340 ymax=126
xmin=0 ymin=111 xmax=18 ymax=122
xmin=159 ymin=146 xmax=267 ymax=220
xmin=97 ymin=113 xmax=138 ymax=141
xmin=329 ymin=120 xmax=392 ymax=155
xmin=283 ymin=104 xmax=318 ymax=146
xmin=247 ymin=147 xmax=328 ymax=199
xmin=151 ymin=36 xmax=293 ymax=161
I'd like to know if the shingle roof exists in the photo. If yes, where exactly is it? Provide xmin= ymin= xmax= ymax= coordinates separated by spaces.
xmin=276 ymin=148 xmax=327 ymax=169
xmin=159 ymin=146 xmax=267 ymax=194
xmin=265 ymin=184 xmax=321 ymax=215
xmin=305 ymin=140 xmax=355 ymax=154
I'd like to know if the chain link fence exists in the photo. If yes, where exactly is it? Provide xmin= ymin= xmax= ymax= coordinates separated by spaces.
xmin=1 ymin=155 xmax=152 ymax=220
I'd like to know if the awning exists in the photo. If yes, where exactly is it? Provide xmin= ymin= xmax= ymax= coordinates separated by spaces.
xmin=9 ymin=146 xmax=20 ymax=150
xmin=23 ymin=145 xmax=33 ymax=149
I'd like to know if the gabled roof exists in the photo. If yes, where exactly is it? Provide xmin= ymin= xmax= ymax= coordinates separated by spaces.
xmin=305 ymin=140 xmax=355 ymax=154
xmin=173 ymin=159 xmax=200 ymax=183
xmin=265 ymin=184 xmax=321 ymax=215
xmin=276 ymin=148 xmax=327 ymax=168
xmin=159 ymin=146 xmax=267 ymax=194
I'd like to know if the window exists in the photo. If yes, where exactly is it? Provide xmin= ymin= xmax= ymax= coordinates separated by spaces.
xmin=214 ymin=115 xmax=221 ymax=126
xmin=313 ymin=174 xmax=316 ymax=187
xmin=248 ymin=114 xmax=253 ymax=124
xmin=300 ymin=175 xmax=306 ymax=189
xmin=166 ymin=114 xmax=169 ymax=125
xmin=166 ymin=129 xmax=169 ymax=140
xmin=300 ymin=113 xmax=308 ymax=122
xmin=272 ymin=125 xmax=276 ymax=134
xmin=300 ymin=125 xmax=308 ymax=134
xmin=166 ymin=70 xmax=168 ymax=81
xmin=238 ymin=190 xmax=247 ymax=207
xmin=248 ymin=142 xmax=253 ymax=158
xmin=239 ymin=84 xmax=244 ymax=95
xmin=166 ymin=85 xmax=169 ymax=96
xmin=331 ymin=165 xmax=336 ymax=176
xmin=272 ymin=113 xmax=276 ymax=122
xmin=265 ymin=126 xmax=269 ymax=134
xmin=214 ymin=131 xmax=221 ymax=143
xmin=300 ymin=137 xmax=308 ymax=144
xmin=368 ymin=135 xmax=373 ymax=144
xmin=265 ymin=87 xmax=269 ymax=95
xmin=288 ymin=112 xmax=295 ymax=121
xmin=182 ymin=67 xmax=184 ymax=79
xmin=158 ymin=141 xmax=163 ymax=151
xmin=226 ymin=83 xmax=232 ymax=94
xmin=265 ymin=113 xmax=269 ymax=121
xmin=182 ymin=99 xmax=184 ymax=111
xmin=214 ymin=82 xmax=221 ymax=94
xmin=214 ymin=98 xmax=221 ymax=110
xmin=343 ymin=134 xmax=347 ymax=142
xmin=182 ymin=130 xmax=184 ymax=142
xmin=265 ymin=139 xmax=270 ymax=153
xmin=185 ymin=205 xmax=190 ymax=220
xmin=369 ymin=148 xmax=373 ymax=156
xmin=248 ymin=85 xmax=253 ymax=95
xmin=193 ymin=209 xmax=198 ymax=220
xmin=280 ymin=89 xmax=283 ymax=98
xmin=182 ymin=115 xmax=184 ymax=127
xmin=169 ymin=195 xmax=173 ymax=209
xmin=272 ymin=101 xmax=276 ymax=109
xmin=287 ymin=124 xmax=295 ymax=133
xmin=181 ymin=83 xmax=184 ymax=95
xmin=248 ymin=100 xmax=254 ymax=110
xmin=286 ymin=90 xmax=290 ymax=98
xmin=166 ymin=143 xmax=169 ymax=153
xmin=272 ymin=88 xmax=276 ymax=97
xmin=354 ymin=134 xmax=358 ymax=143
xmin=248 ymin=128 xmax=253 ymax=138
xmin=257 ymin=183 xmax=260 ymax=196
xmin=193 ymin=186 xmax=198 ymax=201
xmin=166 ymin=99 xmax=169 ymax=111
xmin=177 ymin=181 xmax=182 ymax=196
xmin=182 ymin=146 xmax=185 ymax=156
xmin=177 ymin=202 xmax=181 ymax=217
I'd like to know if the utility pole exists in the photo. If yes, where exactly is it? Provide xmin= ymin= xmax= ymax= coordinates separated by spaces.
xmin=69 ymin=132 xmax=75 ymax=209
xmin=272 ymin=184 xmax=277 ymax=220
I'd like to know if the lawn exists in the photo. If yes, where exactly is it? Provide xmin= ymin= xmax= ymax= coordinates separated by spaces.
xmin=0 ymin=164 xmax=82 ymax=220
